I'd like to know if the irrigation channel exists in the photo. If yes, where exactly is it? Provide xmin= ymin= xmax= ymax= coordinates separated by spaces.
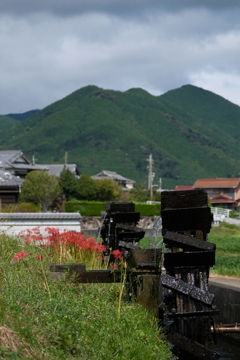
xmin=213 ymin=336 xmax=240 ymax=360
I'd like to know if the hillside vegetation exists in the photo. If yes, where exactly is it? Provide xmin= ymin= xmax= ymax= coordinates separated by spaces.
xmin=1 ymin=85 xmax=240 ymax=188
xmin=0 ymin=116 xmax=19 ymax=134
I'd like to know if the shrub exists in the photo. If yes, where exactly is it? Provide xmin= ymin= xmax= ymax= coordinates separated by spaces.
xmin=65 ymin=200 xmax=161 ymax=216
xmin=1 ymin=202 xmax=41 ymax=213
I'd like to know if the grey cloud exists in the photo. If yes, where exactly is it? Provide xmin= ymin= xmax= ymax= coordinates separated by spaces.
xmin=1 ymin=0 xmax=240 ymax=18
xmin=1 ymin=3 xmax=240 ymax=113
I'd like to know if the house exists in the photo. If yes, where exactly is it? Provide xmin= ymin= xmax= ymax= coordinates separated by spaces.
xmin=192 ymin=178 xmax=240 ymax=210
xmin=0 ymin=169 xmax=23 ymax=208
xmin=174 ymin=185 xmax=193 ymax=191
xmin=0 ymin=150 xmax=47 ymax=178
xmin=43 ymin=164 xmax=80 ymax=178
xmin=0 ymin=150 xmax=80 ymax=207
xmin=91 ymin=170 xmax=135 ymax=190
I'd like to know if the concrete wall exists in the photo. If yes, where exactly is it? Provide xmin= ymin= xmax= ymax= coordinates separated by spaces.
xmin=209 ymin=278 xmax=240 ymax=343
xmin=0 ymin=212 xmax=81 ymax=237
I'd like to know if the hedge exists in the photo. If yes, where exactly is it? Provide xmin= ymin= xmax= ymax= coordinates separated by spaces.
xmin=65 ymin=201 xmax=161 ymax=216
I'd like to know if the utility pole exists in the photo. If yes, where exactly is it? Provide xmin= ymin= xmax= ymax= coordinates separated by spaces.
xmin=147 ymin=153 xmax=154 ymax=200
xmin=64 ymin=152 xmax=68 ymax=167
xmin=32 ymin=155 xmax=38 ymax=165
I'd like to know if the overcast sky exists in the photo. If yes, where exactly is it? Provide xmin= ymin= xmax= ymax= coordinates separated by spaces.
xmin=1 ymin=0 xmax=240 ymax=114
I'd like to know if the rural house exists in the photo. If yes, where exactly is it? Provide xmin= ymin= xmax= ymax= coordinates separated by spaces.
xmin=43 ymin=164 xmax=80 ymax=178
xmin=0 ymin=169 xmax=23 ymax=208
xmin=0 ymin=150 xmax=47 ymax=178
xmin=91 ymin=170 xmax=135 ymax=190
xmin=192 ymin=178 xmax=240 ymax=210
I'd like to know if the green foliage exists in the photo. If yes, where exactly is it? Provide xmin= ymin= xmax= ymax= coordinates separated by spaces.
xmin=65 ymin=200 xmax=106 ymax=216
xmin=208 ymin=222 xmax=240 ymax=277
xmin=77 ymin=174 xmax=99 ymax=200
xmin=1 ymin=85 xmax=240 ymax=188
xmin=20 ymin=170 xmax=62 ymax=212
xmin=128 ymin=185 xmax=161 ymax=202
xmin=135 ymin=203 xmax=161 ymax=216
xmin=1 ymin=202 xmax=40 ymax=213
xmin=95 ymin=178 xmax=120 ymax=201
xmin=0 ymin=115 xmax=19 ymax=134
xmin=0 ymin=234 xmax=172 ymax=360
xmin=229 ymin=210 xmax=240 ymax=218
xmin=65 ymin=200 xmax=160 ymax=216
xmin=77 ymin=175 xmax=120 ymax=202
xmin=59 ymin=167 xmax=78 ymax=200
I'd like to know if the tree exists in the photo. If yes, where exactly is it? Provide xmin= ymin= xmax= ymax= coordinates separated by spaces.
xmin=77 ymin=174 xmax=99 ymax=200
xmin=128 ymin=185 xmax=161 ymax=202
xmin=96 ymin=179 xmax=120 ymax=201
xmin=20 ymin=171 xmax=62 ymax=212
xmin=59 ymin=167 xmax=78 ymax=200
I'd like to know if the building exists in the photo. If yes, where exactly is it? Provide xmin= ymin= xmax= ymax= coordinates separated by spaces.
xmin=0 ymin=150 xmax=47 ymax=178
xmin=0 ymin=150 xmax=80 ymax=207
xmin=91 ymin=170 xmax=135 ymax=190
xmin=174 ymin=185 xmax=193 ymax=191
xmin=192 ymin=178 xmax=240 ymax=210
xmin=43 ymin=164 xmax=80 ymax=178
xmin=0 ymin=169 xmax=23 ymax=208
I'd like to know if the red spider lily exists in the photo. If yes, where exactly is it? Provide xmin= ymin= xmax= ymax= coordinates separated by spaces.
xmin=17 ymin=227 xmax=107 ymax=267
xmin=112 ymin=249 xmax=123 ymax=260
xmin=36 ymin=255 xmax=44 ymax=260
xmin=12 ymin=251 xmax=29 ymax=263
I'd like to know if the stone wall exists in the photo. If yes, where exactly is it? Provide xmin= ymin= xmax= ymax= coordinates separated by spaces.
xmin=81 ymin=216 xmax=158 ymax=230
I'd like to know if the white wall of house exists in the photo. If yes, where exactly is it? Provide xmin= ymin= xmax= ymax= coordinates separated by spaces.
xmin=0 ymin=213 xmax=81 ymax=238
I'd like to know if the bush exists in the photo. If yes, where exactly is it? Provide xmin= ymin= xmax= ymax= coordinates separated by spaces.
xmin=65 ymin=200 xmax=106 ymax=216
xmin=135 ymin=203 xmax=161 ymax=216
xmin=1 ymin=202 xmax=41 ymax=213
xmin=65 ymin=200 xmax=161 ymax=216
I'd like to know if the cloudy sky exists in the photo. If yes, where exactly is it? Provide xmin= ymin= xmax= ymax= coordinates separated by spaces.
xmin=1 ymin=0 xmax=240 ymax=114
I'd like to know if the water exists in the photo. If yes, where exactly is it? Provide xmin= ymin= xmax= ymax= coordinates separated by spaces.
xmin=213 ymin=336 xmax=240 ymax=360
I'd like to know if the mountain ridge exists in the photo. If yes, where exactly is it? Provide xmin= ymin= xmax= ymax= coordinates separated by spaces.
xmin=0 ymin=84 xmax=239 ymax=188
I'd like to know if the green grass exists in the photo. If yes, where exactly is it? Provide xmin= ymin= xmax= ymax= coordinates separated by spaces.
xmin=208 ymin=222 xmax=240 ymax=277
xmin=0 ymin=234 xmax=172 ymax=360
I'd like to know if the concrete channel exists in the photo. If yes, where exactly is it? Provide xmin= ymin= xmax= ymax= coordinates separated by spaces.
xmin=209 ymin=276 xmax=240 ymax=359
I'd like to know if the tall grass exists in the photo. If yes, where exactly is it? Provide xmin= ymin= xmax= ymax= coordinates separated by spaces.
xmin=0 ymin=230 xmax=172 ymax=359
xmin=208 ymin=222 xmax=240 ymax=277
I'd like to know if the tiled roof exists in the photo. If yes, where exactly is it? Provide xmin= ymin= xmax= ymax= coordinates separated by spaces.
xmin=0 ymin=170 xmax=23 ymax=186
xmin=0 ymin=150 xmax=23 ymax=165
xmin=91 ymin=170 xmax=135 ymax=183
xmin=0 ymin=213 xmax=81 ymax=219
xmin=211 ymin=193 xmax=235 ymax=203
xmin=43 ymin=164 xmax=80 ymax=177
xmin=174 ymin=186 xmax=193 ymax=191
xmin=193 ymin=178 xmax=240 ymax=189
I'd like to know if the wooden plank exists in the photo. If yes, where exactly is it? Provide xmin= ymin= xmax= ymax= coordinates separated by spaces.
xmin=161 ymin=189 xmax=208 ymax=210
xmin=75 ymin=270 xmax=122 ymax=283
xmin=162 ymin=274 xmax=215 ymax=305
xmin=164 ymin=251 xmax=215 ymax=267
xmin=112 ymin=212 xmax=140 ymax=223
xmin=163 ymin=231 xmax=216 ymax=251
xmin=167 ymin=333 xmax=220 ymax=360
xmin=162 ymin=207 xmax=213 ymax=232
xmin=49 ymin=264 xmax=86 ymax=272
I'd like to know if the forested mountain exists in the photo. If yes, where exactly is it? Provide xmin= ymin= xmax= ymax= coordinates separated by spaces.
xmin=0 ymin=116 xmax=19 ymax=134
xmin=5 ymin=110 xmax=39 ymax=121
xmin=1 ymin=84 xmax=240 ymax=188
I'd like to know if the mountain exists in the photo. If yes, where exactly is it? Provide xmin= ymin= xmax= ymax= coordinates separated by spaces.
xmin=5 ymin=110 xmax=39 ymax=121
xmin=0 ymin=115 xmax=19 ymax=134
xmin=0 ymin=85 xmax=239 ymax=188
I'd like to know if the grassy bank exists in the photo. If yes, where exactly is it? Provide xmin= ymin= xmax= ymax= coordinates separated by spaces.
xmin=208 ymin=222 xmax=240 ymax=277
xmin=0 ymin=232 xmax=172 ymax=360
